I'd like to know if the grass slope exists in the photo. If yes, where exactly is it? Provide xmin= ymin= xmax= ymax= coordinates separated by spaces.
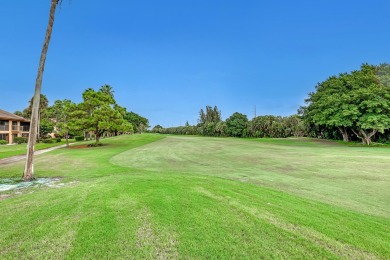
xmin=0 ymin=134 xmax=389 ymax=259
xmin=0 ymin=139 xmax=75 ymax=159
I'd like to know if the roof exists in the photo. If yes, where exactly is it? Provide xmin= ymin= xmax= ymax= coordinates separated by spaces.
xmin=0 ymin=109 xmax=30 ymax=122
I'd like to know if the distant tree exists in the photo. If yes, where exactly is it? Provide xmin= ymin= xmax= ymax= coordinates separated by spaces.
xmin=27 ymin=94 xmax=49 ymax=142
xmin=124 ymin=112 xmax=149 ymax=133
xmin=198 ymin=105 xmax=222 ymax=136
xmin=14 ymin=111 xmax=23 ymax=117
xmin=39 ymin=118 xmax=54 ymax=137
xmin=99 ymin=84 xmax=115 ymax=100
xmin=304 ymin=63 xmax=390 ymax=144
xmin=377 ymin=63 xmax=390 ymax=86
xmin=303 ymin=75 xmax=352 ymax=142
xmin=249 ymin=115 xmax=279 ymax=138
xmin=112 ymin=104 xmax=128 ymax=136
xmin=117 ymin=120 xmax=134 ymax=134
xmin=215 ymin=121 xmax=227 ymax=136
xmin=79 ymin=88 xmax=124 ymax=143
xmin=283 ymin=115 xmax=306 ymax=137
xmin=21 ymin=108 xmax=31 ymax=119
xmin=49 ymin=99 xmax=77 ymax=147
xmin=29 ymin=94 xmax=49 ymax=114
xmin=198 ymin=105 xmax=221 ymax=125
xmin=114 ymin=104 xmax=127 ymax=117
xmin=226 ymin=112 xmax=248 ymax=137
xmin=152 ymin=124 xmax=163 ymax=133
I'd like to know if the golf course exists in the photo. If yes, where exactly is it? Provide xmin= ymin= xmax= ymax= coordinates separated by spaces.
xmin=0 ymin=134 xmax=389 ymax=259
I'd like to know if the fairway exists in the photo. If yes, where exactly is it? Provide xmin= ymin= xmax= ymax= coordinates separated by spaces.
xmin=0 ymin=134 xmax=389 ymax=259
xmin=111 ymin=136 xmax=390 ymax=217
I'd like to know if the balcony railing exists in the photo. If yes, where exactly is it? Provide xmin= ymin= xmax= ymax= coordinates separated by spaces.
xmin=0 ymin=125 xmax=29 ymax=131
xmin=20 ymin=126 xmax=30 ymax=132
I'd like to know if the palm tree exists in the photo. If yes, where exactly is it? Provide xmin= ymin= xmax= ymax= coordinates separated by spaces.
xmin=29 ymin=94 xmax=49 ymax=113
xmin=23 ymin=0 xmax=62 ymax=181
xmin=99 ymin=84 xmax=115 ymax=100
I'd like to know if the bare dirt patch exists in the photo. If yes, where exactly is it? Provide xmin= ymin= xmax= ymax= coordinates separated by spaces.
xmin=68 ymin=144 xmax=90 ymax=149
xmin=0 ymin=194 xmax=11 ymax=201
xmin=291 ymin=138 xmax=340 ymax=145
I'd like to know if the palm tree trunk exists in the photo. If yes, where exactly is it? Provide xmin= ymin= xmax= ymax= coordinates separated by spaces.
xmin=23 ymin=0 xmax=59 ymax=181
xmin=37 ymin=111 xmax=41 ymax=143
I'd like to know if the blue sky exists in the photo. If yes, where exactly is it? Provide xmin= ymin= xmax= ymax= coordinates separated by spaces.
xmin=1 ymin=1 xmax=390 ymax=127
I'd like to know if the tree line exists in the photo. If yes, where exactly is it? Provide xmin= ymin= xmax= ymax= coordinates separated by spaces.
xmin=15 ymin=85 xmax=149 ymax=145
xmin=153 ymin=63 xmax=390 ymax=144
xmin=152 ymin=105 xmax=307 ymax=138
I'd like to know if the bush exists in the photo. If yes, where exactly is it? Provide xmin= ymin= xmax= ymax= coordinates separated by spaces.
xmin=87 ymin=142 xmax=104 ymax=147
xmin=0 ymin=140 xmax=7 ymax=145
xmin=75 ymin=136 xmax=85 ymax=141
xmin=41 ymin=139 xmax=55 ymax=143
xmin=56 ymin=138 xmax=62 ymax=143
xmin=14 ymin=137 xmax=27 ymax=144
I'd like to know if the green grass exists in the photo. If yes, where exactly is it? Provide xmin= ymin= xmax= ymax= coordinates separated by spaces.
xmin=0 ymin=139 xmax=75 ymax=159
xmin=0 ymin=134 xmax=389 ymax=259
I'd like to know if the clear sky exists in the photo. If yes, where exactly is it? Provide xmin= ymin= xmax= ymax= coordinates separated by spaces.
xmin=1 ymin=1 xmax=390 ymax=127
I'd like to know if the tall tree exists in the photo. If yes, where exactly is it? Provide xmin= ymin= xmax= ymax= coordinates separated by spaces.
xmin=79 ymin=88 xmax=125 ymax=143
xmin=198 ymin=105 xmax=221 ymax=125
xmin=29 ymin=94 xmax=49 ymax=115
xmin=225 ymin=112 xmax=248 ymax=137
xmin=304 ymin=64 xmax=390 ymax=144
xmin=14 ymin=111 xmax=23 ymax=117
xmin=124 ymin=112 xmax=149 ymax=133
xmin=99 ymin=84 xmax=115 ymax=100
xmin=152 ymin=124 xmax=163 ymax=133
xmin=49 ymin=99 xmax=77 ymax=147
xmin=24 ymin=0 xmax=62 ymax=181
xmin=198 ymin=105 xmax=222 ymax=136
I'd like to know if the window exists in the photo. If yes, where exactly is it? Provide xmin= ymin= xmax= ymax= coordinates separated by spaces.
xmin=12 ymin=121 xmax=18 ymax=131
xmin=0 ymin=120 xmax=9 ymax=131
xmin=21 ymin=122 xmax=30 ymax=132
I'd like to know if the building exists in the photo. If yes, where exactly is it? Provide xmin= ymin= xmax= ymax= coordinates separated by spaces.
xmin=0 ymin=109 xmax=30 ymax=144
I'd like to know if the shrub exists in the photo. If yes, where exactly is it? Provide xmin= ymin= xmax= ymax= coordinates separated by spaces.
xmin=0 ymin=140 xmax=7 ymax=145
xmin=75 ymin=136 xmax=85 ymax=141
xmin=14 ymin=137 xmax=27 ymax=144
xmin=56 ymin=138 xmax=62 ymax=143
xmin=41 ymin=139 xmax=55 ymax=143
xmin=87 ymin=142 xmax=104 ymax=147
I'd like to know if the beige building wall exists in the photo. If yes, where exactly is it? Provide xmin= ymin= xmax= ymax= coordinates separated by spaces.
xmin=0 ymin=119 xmax=29 ymax=144
xmin=0 ymin=109 xmax=30 ymax=144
